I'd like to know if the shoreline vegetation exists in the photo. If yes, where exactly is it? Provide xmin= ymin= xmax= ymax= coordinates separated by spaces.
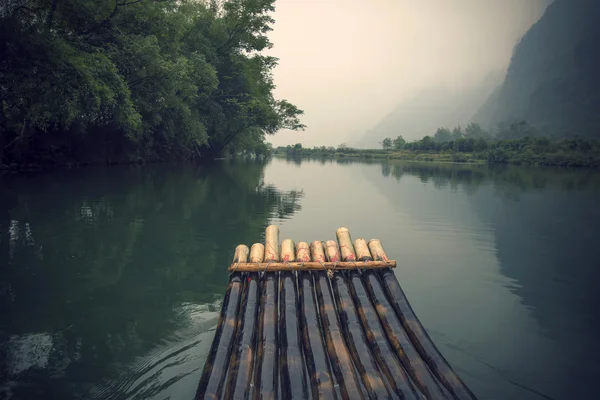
xmin=274 ymin=123 xmax=600 ymax=168
xmin=1 ymin=1 xmax=597 ymax=172
xmin=0 ymin=0 xmax=304 ymax=170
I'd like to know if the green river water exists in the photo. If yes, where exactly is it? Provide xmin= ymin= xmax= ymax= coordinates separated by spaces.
xmin=1 ymin=157 xmax=599 ymax=400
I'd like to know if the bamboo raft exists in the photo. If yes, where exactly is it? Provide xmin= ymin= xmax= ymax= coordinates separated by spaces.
xmin=195 ymin=226 xmax=477 ymax=400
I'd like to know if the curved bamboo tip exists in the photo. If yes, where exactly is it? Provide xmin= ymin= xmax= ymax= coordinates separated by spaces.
xmin=324 ymin=240 xmax=341 ymax=262
xmin=368 ymin=239 xmax=389 ymax=261
xmin=266 ymin=224 xmax=279 ymax=233
xmin=296 ymin=241 xmax=311 ymax=262
xmin=335 ymin=226 xmax=350 ymax=236
xmin=281 ymin=239 xmax=296 ymax=262
xmin=265 ymin=225 xmax=280 ymax=261
xmin=310 ymin=240 xmax=326 ymax=262
xmin=233 ymin=244 xmax=250 ymax=263
xmin=250 ymin=243 xmax=265 ymax=263
xmin=336 ymin=226 xmax=356 ymax=261
xmin=354 ymin=239 xmax=372 ymax=261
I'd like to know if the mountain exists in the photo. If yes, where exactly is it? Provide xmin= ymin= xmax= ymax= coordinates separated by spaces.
xmin=354 ymin=72 xmax=502 ymax=148
xmin=473 ymin=0 xmax=600 ymax=138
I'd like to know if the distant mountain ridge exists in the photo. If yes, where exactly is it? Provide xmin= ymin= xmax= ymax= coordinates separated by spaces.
xmin=354 ymin=72 xmax=502 ymax=148
xmin=356 ymin=0 xmax=600 ymax=147
xmin=473 ymin=0 xmax=600 ymax=138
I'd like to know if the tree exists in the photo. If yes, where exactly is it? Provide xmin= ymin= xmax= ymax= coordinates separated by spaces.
xmin=0 ymin=0 xmax=305 ymax=165
xmin=451 ymin=126 xmax=463 ymax=140
xmin=381 ymin=138 xmax=392 ymax=150
xmin=338 ymin=143 xmax=349 ymax=151
xmin=433 ymin=128 xmax=452 ymax=142
xmin=496 ymin=120 xmax=539 ymax=140
xmin=464 ymin=123 xmax=490 ymax=139
xmin=420 ymin=136 xmax=435 ymax=151
xmin=474 ymin=137 xmax=488 ymax=152
xmin=393 ymin=135 xmax=406 ymax=149
xmin=454 ymin=137 xmax=475 ymax=152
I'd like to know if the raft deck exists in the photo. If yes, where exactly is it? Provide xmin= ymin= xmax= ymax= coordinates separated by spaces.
xmin=196 ymin=226 xmax=477 ymax=400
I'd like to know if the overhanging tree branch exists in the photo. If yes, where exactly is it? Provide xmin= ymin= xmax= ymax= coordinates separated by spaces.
xmin=80 ymin=0 xmax=147 ymax=36
xmin=216 ymin=19 xmax=245 ymax=54
xmin=11 ymin=5 xmax=44 ymax=16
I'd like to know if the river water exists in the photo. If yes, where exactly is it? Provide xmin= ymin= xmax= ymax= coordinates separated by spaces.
xmin=1 ymin=157 xmax=599 ymax=400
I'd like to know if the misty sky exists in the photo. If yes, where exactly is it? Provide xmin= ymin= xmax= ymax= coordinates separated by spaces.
xmin=265 ymin=0 xmax=551 ymax=148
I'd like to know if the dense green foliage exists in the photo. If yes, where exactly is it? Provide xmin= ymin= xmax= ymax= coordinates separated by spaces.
xmin=405 ymin=136 xmax=600 ymax=167
xmin=275 ymin=120 xmax=600 ymax=167
xmin=274 ymin=143 xmax=391 ymax=158
xmin=389 ymin=123 xmax=600 ymax=167
xmin=381 ymin=137 xmax=392 ymax=150
xmin=0 ymin=0 xmax=304 ymax=167
xmin=473 ymin=0 xmax=600 ymax=137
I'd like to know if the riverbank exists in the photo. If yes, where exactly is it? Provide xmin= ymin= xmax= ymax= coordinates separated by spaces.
xmin=0 ymin=155 xmax=272 ymax=175
xmin=274 ymin=137 xmax=600 ymax=167
xmin=0 ymin=157 xmax=166 ymax=174
xmin=274 ymin=150 xmax=485 ymax=164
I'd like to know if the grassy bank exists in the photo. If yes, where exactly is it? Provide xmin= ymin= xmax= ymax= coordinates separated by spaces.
xmin=274 ymin=137 xmax=600 ymax=167
xmin=273 ymin=150 xmax=485 ymax=165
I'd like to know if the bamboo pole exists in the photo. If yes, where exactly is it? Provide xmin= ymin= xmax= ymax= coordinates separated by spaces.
xmin=336 ymin=227 xmax=356 ymax=261
xmin=310 ymin=241 xmax=326 ymax=263
xmin=279 ymin=270 xmax=310 ymax=398
xmin=330 ymin=273 xmax=395 ymax=399
xmin=299 ymin=271 xmax=338 ymax=399
xmin=354 ymin=239 xmax=372 ymax=261
xmin=253 ymin=273 xmax=279 ymax=399
xmin=223 ymin=273 xmax=260 ymax=399
xmin=196 ymin=244 xmax=249 ymax=398
xmin=250 ymin=243 xmax=265 ymax=263
xmin=314 ymin=270 xmax=365 ymax=398
xmin=264 ymin=225 xmax=280 ymax=262
xmin=233 ymin=244 xmax=250 ymax=263
xmin=368 ymin=239 xmax=389 ymax=261
xmin=296 ymin=242 xmax=311 ymax=262
xmin=379 ymin=270 xmax=477 ymax=399
xmin=196 ymin=247 xmax=247 ymax=399
xmin=227 ymin=261 xmax=396 ymax=272
xmin=281 ymin=239 xmax=296 ymax=262
xmin=362 ymin=270 xmax=449 ymax=400
xmin=324 ymin=240 xmax=341 ymax=263
xmin=350 ymin=271 xmax=427 ymax=399
xmin=365 ymin=239 xmax=475 ymax=398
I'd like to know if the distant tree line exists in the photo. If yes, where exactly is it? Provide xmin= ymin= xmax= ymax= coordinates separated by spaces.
xmin=273 ymin=143 xmax=387 ymax=158
xmin=273 ymin=120 xmax=600 ymax=167
xmin=382 ymin=121 xmax=537 ymax=150
xmin=378 ymin=121 xmax=600 ymax=167
xmin=0 ymin=0 xmax=304 ymax=168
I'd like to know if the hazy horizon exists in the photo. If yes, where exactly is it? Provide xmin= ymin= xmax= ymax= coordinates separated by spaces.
xmin=265 ymin=0 xmax=552 ymax=148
